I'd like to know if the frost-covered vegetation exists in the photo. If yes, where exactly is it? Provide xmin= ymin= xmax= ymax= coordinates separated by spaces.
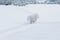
xmin=0 ymin=0 xmax=60 ymax=6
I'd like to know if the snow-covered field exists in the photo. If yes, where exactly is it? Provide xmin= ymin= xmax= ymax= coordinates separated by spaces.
xmin=0 ymin=4 xmax=60 ymax=40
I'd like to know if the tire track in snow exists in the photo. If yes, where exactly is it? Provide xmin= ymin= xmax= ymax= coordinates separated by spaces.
xmin=0 ymin=23 xmax=32 ymax=38
xmin=0 ymin=24 xmax=21 ymax=34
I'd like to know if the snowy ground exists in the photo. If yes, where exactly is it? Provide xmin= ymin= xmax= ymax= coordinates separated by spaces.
xmin=0 ymin=4 xmax=60 ymax=40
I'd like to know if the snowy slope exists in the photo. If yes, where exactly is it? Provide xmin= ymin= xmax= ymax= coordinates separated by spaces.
xmin=0 ymin=4 xmax=60 ymax=40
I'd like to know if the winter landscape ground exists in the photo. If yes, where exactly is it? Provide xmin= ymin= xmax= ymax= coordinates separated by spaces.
xmin=0 ymin=4 xmax=60 ymax=40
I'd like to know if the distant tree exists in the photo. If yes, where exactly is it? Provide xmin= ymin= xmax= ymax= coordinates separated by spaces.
xmin=0 ymin=0 xmax=39 ymax=6
xmin=0 ymin=0 xmax=12 ymax=5
xmin=46 ymin=0 xmax=58 ymax=4
xmin=49 ymin=0 xmax=56 ymax=2
xmin=47 ymin=0 xmax=60 ymax=4
xmin=12 ymin=0 xmax=37 ymax=6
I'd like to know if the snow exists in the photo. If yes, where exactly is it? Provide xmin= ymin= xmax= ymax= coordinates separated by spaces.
xmin=0 ymin=4 xmax=60 ymax=40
